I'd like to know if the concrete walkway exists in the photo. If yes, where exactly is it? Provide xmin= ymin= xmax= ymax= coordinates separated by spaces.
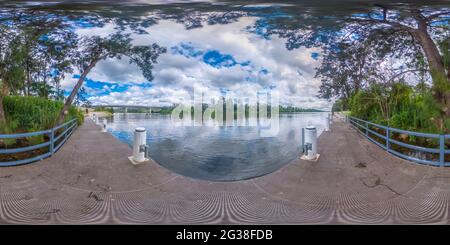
xmin=0 ymin=117 xmax=449 ymax=224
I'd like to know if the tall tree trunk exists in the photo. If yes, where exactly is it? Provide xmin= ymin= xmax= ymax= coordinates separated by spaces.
xmin=413 ymin=18 xmax=449 ymax=132
xmin=411 ymin=11 xmax=448 ymax=83
xmin=413 ymin=30 xmax=447 ymax=83
xmin=26 ymin=58 xmax=31 ymax=96
xmin=55 ymin=59 xmax=98 ymax=126
xmin=0 ymin=81 xmax=9 ymax=124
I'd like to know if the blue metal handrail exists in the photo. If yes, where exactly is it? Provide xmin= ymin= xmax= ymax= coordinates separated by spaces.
xmin=347 ymin=116 xmax=449 ymax=167
xmin=0 ymin=119 xmax=78 ymax=167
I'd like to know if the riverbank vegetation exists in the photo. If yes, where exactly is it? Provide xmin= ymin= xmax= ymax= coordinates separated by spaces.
xmin=93 ymin=107 xmax=114 ymax=117
xmin=162 ymin=103 xmax=324 ymax=119
xmin=0 ymin=9 xmax=166 ymax=132
xmin=0 ymin=96 xmax=83 ymax=154
xmin=316 ymin=6 xmax=449 ymax=136
xmin=110 ymin=108 xmax=150 ymax=113
xmin=2 ymin=96 xmax=83 ymax=132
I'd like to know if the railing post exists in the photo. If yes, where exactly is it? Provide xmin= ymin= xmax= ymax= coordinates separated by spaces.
xmin=49 ymin=128 xmax=54 ymax=155
xmin=365 ymin=121 xmax=369 ymax=136
xmin=386 ymin=127 xmax=390 ymax=152
xmin=72 ymin=120 xmax=77 ymax=135
xmin=440 ymin=134 xmax=445 ymax=167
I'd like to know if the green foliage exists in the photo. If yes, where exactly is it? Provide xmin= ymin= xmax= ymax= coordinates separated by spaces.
xmin=75 ymin=33 xmax=166 ymax=82
xmin=0 ymin=119 xmax=19 ymax=146
xmin=349 ymin=82 xmax=442 ymax=134
xmin=2 ymin=95 xmax=83 ymax=133
xmin=68 ymin=106 xmax=85 ymax=126
xmin=439 ymin=39 xmax=449 ymax=73
xmin=159 ymin=107 xmax=175 ymax=115
xmin=94 ymin=106 xmax=114 ymax=114
xmin=332 ymin=98 xmax=349 ymax=112
xmin=25 ymin=124 xmax=45 ymax=145
xmin=1 ymin=12 xmax=77 ymax=100
xmin=279 ymin=106 xmax=324 ymax=113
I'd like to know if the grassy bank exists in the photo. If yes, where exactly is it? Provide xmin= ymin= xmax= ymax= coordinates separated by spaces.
xmin=0 ymin=96 xmax=84 ymax=148
xmin=344 ymin=83 xmax=449 ymax=159
xmin=348 ymin=83 xmax=444 ymax=134
xmin=0 ymin=96 xmax=84 ymax=161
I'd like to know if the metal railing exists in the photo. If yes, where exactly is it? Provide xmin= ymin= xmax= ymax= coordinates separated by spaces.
xmin=0 ymin=119 xmax=78 ymax=167
xmin=347 ymin=116 xmax=449 ymax=167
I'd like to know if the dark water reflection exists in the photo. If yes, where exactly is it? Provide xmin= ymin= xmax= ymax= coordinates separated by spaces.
xmin=106 ymin=113 xmax=328 ymax=181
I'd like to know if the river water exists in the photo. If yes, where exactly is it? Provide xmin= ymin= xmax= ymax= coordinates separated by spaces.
xmin=105 ymin=113 xmax=329 ymax=181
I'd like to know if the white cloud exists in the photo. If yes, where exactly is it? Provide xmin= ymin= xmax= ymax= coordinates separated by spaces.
xmin=65 ymin=16 xmax=331 ymax=110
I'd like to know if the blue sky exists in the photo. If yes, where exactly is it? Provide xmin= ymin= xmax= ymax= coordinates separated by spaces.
xmin=62 ymin=15 xmax=331 ymax=110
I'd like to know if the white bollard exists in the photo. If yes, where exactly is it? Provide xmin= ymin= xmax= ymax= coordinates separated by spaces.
xmin=128 ymin=127 xmax=149 ymax=165
xmin=304 ymin=125 xmax=318 ymax=160
xmin=325 ymin=114 xmax=330 ymax=131
xmin=102 ymin=119 xmax=107 ymax=132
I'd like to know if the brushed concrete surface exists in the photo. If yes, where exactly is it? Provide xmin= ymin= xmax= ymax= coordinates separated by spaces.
xmin=0 ymin=117 xmax=449 ymax=224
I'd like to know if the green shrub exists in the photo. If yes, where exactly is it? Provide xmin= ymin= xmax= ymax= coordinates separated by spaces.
xmin=25 ymin=124 xmax=45 ymax=145
xmin=68 ymin=106 xmax=85 ymax=126
xmin=349 ymin=83 xmax=442 ymax=134
xmin=2 ymin=95 xmax=84 ymax=133
xmin=0 ymin=119 xmax=19 ymax=146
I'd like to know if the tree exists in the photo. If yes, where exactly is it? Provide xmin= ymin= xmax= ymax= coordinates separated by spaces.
xmin=314 ymin=5 xmax=449 ymax=131
xmin=55 ymin=33 xmax=166 ymax=125
xmin=344 ymin=5 xmax=449 ymax=120
xmin=20 ymin=16 xmax=77 ymax=98
xmin=316 ymin=41 xmax=381 ymax=104
xmin=0 ymin=10 xmax=78 ymax=123
xmin=0 ymin=29 xmax=26 ymax=123
xmin=74 ymin=86 xmax=89 ymax=107
xmin=346 ymin=6 xmax=448 ymax=76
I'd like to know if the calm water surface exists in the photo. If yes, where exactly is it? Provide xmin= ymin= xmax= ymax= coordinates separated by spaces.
xmin=105 ymin=113 xmax=328 ymax=181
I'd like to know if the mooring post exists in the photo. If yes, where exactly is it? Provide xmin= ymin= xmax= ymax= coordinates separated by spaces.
xmin=304 ymin=125 xmax=318 ymax=160
xmin=128 ymin=127 xmax=149 ymax=165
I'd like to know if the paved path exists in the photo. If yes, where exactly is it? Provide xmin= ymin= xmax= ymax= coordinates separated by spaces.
xmin=1 ymin=117 xmax=449 ymax=224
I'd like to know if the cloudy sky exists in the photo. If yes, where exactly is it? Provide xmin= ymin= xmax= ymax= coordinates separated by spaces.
xmin=61 ymin=16 xmax=331 ymax=110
